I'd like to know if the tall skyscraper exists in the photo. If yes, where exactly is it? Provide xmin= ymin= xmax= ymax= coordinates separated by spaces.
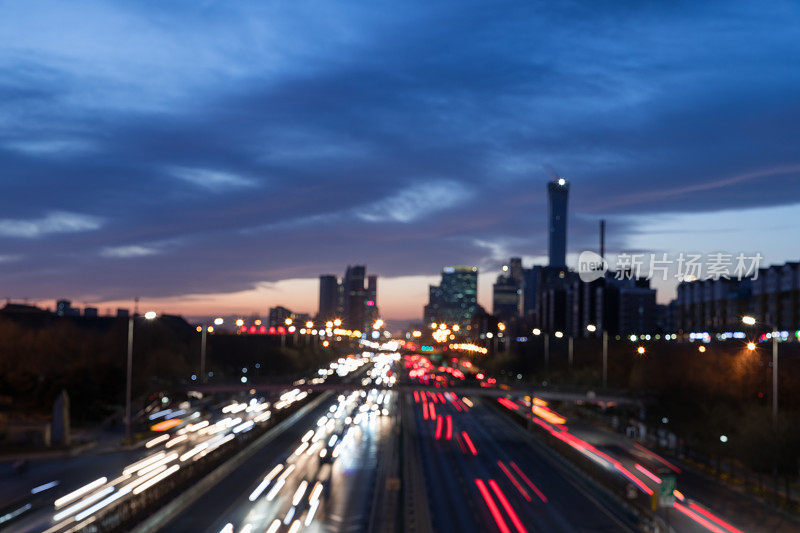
xmin=318 ymin=274 xmax=340 ymax=321
xmin=492 ymin=273 xmax=521 ymax=321
xmin=343 ymin=265 xmax=367 ymax=330
xmin=508 ymin=257 xmax=524 ymax=284
xmin=547 ymin=177 xmax=569 ymax=268
xmin=366 ymin=275 xmax=378 ymax=324
xmin=318 ymin=267 xmax=378 ymax=330
xmin=424 ymin=266 xmax=478 ymax=327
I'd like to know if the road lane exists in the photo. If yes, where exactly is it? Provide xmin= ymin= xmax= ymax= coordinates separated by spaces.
xmin=160 ymin=353 xmax=399 ymax=533
xmin=410 ymin=389 xmax=639 ymax=533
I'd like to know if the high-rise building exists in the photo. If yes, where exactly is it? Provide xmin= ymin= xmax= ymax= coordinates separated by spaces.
xmin=522 ymin=265 xmax=542 ymax=318
xmin=268 ymin=306 xmax=293 ymax=328
xmin=424 ymin=266 xmax=479 ymax=328
xmin=318 ymin=266 xmax=378 ymax=331
xmin=318 ymin=275 xmax=340 ymax=321
xmin=366 ymin=275 xmax=378 ymax=324
xmin=492 ymin=273 xmax=521 ymax=321
xmin=508 ymin=257 xmax=524 ymax=284
xmin=547 ymin=178 xmax=569 ymax=268
xmin=343 ymin=265 xmax=367 ymax=330
xmin=673 ymin=260 xmax=799 ymax=333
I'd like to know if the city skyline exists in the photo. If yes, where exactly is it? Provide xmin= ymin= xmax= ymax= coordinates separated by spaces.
xmin=3 ymin=2 xmax=800 ymax=321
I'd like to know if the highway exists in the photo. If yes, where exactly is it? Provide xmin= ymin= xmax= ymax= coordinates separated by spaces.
xmin=158 ymin=389 xmax=395 ymax=533
xmin=0 ymin=355 xmax=375 ymax=533
xmin=152 ymin=353 xmax=398 ymax=533
xmin=407 ymin=389 xmax=638 ymax=532
xmin=4 ymin=349 xmax=781 ymax=533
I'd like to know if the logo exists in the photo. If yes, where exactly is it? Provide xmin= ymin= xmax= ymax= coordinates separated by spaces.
xmin=577 ymin=250 xmax=608 ymax=282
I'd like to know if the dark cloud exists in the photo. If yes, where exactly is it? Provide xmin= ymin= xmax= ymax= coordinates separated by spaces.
xmin=1 ymin=0 xmax=800 ymax=307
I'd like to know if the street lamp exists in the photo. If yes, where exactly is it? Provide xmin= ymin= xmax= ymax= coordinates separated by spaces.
xmin=199 ymin=322 xmax=217 ymax=383
xmin=531 ymin=328 xmax=549 ymax=368
xmin=587 ymin=323 xmax=608 ymax=388
xmin=126 ymin=311 xmax=157 ymax=441
xmin=742 ymin=315 xmax=780 ymax=430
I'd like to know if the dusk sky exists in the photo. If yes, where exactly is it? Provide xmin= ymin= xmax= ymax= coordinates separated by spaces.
xmin=2 ymin=1 xmax=800 ymax=323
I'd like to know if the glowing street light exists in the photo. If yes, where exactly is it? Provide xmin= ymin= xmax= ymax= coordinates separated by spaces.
xmin=532 ymin=328 xmax=541 ymax=336
xmin=373 ymin=319 xmax=384 ymax=329
xmin=747 ymin=342 xmax=756 ymax=351
xmin=498 ymin=322 xmax=506 ymax=331
xmin=284 ymin=318 xmax=293 ymax=326
xmin=637 ymin=346 xmax=645 ymax=355
xmin=333 ymin=318 xmax=342 ymax=327
xmin=125 ymin=311 xmax=157 ymax=440
xmin=554 ymin=331 xmax=563 ymax=339
xmin=235 ymin=318 xmax=244 ymax=327
xmin=452 ymin=324 xmax=460 ymax=332
xmin=742 ymin=315 xmax=780 ymax=430
xmin=306 ymin=321 xmax=314 ymax=329
xmin=698 ymin=345 xmax=706 ymax=353
xmin=586 ymin=324 xmax=597 ymax=333
xmin=213 ymin=317 xmax=224 ymax=326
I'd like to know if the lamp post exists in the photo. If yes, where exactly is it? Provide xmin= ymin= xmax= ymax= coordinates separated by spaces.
xmin=568 ymin=335 xmax=574 ymax=369
xmin=197 ymin=318 xmax=222 ymax=383
xmin=532 ymin=328 xmax=549 ymax=369
xmin=125 ymin=311 xmax=157 ymax=441
xmin=587 ymin=324 xmax=607 ymax=388
xmin=306 ymin=321 xmax=314 ymax=347
xmin=553 ymin=331 xmax=564 ymax=369
xmin=282 ymin=318 xmax=293 ymax=348
xmin=743 ymin=315 xmax=779 ymax=430
xmin=200 ymin=326 xmax=207 ymax=381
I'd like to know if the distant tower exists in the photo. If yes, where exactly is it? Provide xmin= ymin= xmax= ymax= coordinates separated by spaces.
xmin=547 ymin=178 xmax=569 ymax=268
xmin=318 ymin=275 xmax=339 ymax=321
xmin=343 ymin=265 xmax=367 ymax=330
xmin=599 ymin=219 xmax=606 ymax=259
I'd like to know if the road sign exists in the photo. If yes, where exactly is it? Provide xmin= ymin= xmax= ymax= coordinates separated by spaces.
xmin=658 ymin=475 xmax=676 ymax=507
